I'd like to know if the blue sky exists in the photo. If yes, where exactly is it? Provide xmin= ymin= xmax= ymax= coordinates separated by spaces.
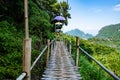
xmin=60 ymin=0 xmax=120 ymax=36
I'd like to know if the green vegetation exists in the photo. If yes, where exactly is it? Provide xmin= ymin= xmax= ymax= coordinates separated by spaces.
xmin=0 ymin=21 xmax=23 ymax=79
xmin=0 ymin=0 xmax=70 ymax=79
xmin=83 ymin=39 xmax=120 ymax=77
xmin=92 ymin=23 xmax=120 ymax=52
xmin=0 ymin=0 xmax=120 ymax=79
xmin=96 ymin=23 xmax=120 ymax=39
xmin=89 ymin=38 xmax=120 ymax=52
xmin=64 ymin=35 xmax=120 ymax=80
xmin=79 ymin=56 xmax=112 ymax=80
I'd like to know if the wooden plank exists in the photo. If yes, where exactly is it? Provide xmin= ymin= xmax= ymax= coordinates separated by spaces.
xmin=42 ymin=41 xmax=82 ymax=80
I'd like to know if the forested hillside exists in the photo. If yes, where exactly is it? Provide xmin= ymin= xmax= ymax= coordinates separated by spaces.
xmin=96 ymin=23 xmax=120 ymax=39
xmin=90 ymin=23 xmax=120 ymax=51
xmin=0 ymin=0 xmax=70 ymax=79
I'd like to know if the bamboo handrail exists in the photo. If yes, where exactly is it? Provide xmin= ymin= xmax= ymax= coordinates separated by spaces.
xmin=17 ymin=39 xmax=55 ymax=79
xmin=79 ymin=46 xmax=120 ymax=80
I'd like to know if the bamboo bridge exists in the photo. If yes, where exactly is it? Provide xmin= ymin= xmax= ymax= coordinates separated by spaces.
xmin=17 ymin=37 xmax=120 ymax=80
xmin=41 ymin=41 xmax=81 ymax=80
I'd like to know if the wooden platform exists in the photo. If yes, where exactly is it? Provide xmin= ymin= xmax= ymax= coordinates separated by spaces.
xmin=41 ymin=41 xmax=82 ymax=80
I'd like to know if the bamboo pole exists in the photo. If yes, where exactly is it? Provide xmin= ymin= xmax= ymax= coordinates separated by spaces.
xmin=69 ymin=41 xmax=71 ymax=54
xmin=22 ymin=0 xmax=31 ymax=80
xmin=23 ymin=39 xmax=31 ymax=80
xmin=51 ymin=40 xmax=53 ymax=55
xmin=24 ymin=0 xmax=29 ymax=39
xmin=75 ymin=37 xmax=79 ymax=67
xmin=46 ymin=39 xmax=50 ymax=67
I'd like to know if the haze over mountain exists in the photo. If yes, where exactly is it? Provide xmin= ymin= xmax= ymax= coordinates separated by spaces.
xmin=66 ymin=29 xmax=93 ymax=39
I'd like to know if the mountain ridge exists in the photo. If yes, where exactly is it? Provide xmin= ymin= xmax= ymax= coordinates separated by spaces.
xmin=65 ymin=29 xmax=93 ymax=39
xmin=96 ymin=23 xmax=120 ymax=39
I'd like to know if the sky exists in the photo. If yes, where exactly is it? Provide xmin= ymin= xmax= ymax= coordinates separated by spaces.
xmin=59 ymin=0 xmax=120 ymax=36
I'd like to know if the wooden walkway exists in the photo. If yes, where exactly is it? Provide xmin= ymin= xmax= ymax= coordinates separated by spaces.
xmin=41 ymin=41 xmax=82 ymax=80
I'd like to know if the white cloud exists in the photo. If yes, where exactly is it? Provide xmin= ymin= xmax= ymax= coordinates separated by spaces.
xmin=113 ymin=4 xmax=120 ymax=11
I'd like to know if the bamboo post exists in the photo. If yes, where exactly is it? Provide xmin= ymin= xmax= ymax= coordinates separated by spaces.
xmin=51 ymin=40 xmax=53 ymax=54
xmin=22 ymin=0 xmax=31 ymax=80
xmin=66 ymin=40 xmax=67 ymax=49
xmin=64 ymin=38 xmax=66 ymax=47
xmin=75 ymin=37 xmax=79 ymax=67
xmin=65 ymin=38 xmax=67 ymax=49
xmin=46 ymin=39 xmax=50 ymax=67
xmin=69 ymin=41 xmax=71 ymax=54
xmin=23 ymin=39 xmax=31 ymax=80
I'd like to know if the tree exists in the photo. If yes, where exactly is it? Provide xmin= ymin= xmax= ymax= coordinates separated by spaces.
xmin=34 ymin=0 xmax=71 ymax=25
xmin=0 ymin=0 xmax=24 ymax=23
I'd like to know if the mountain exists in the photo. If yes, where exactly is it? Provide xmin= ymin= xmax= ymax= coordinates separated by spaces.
xmin=96 ymin=23 xmax=120 ymax=39
xmin=66 ymin=29 xmax=93 ymax=39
